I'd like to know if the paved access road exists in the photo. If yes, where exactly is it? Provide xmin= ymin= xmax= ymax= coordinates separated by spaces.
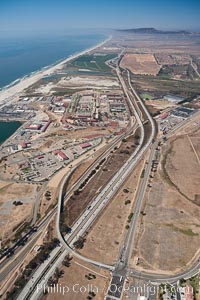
xmin=9 ymin=54 xmax=200 ymax=300
xmin=12 ymin=84 xmax=142 ymax=299
xmin=128 ymin=259 xmax=200 ymax=283
xmin=0 ymin=127 xmax=134 ymax=286
xmin=104 ymin=66 xmax=200 ymax=299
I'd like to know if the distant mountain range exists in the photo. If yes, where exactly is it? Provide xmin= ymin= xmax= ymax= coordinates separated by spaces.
xmin=117 ymin=27 xmax=193 ymax=34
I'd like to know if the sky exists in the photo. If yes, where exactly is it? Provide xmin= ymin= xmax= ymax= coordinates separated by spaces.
xmin=0 ymin=0 xmax=200 ymax=34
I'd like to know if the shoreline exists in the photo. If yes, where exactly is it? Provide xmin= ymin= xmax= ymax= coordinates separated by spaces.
xmin=0 ymin=35 xmax=112 ymax=105
xmin=0 ymin=117 xmax=24 ymax=122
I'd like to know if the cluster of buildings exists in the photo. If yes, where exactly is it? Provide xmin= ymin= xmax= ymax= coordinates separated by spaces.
xmin=3 ymin=91 xmax=129 ymax=134
xmin=0 ymin=96 xmax=57 ymax=157
xmin=0 ymin=103 xmax=35 ymax=120
xmin=179 ymin=285 xmax=194 ymax=300
xmin=25 ymin=119 xmax=51 ymax=133
xmin=141 ymin=92 xmax=186 ymax=104
xmin=60 ymin=91 xmax=129 ymax=131
xmin=159 ymin=106 xmax=196 ymax=134
xmin=19 ymin=139 xmax=99 ymax=182
xmin=162 ymin=284 xmax=194 ymax=300
xmin=10 ymin=141 xmax=31 ymax=154
xmin=48 ymin=95 xmax=71 ymax=114
xmin=163 ymin=94 xmax=185 ymax=104
xmin=0 ymin=111 xmax=53 ymax=159
xmin=0 ymin=89 xmax=129 ymax=181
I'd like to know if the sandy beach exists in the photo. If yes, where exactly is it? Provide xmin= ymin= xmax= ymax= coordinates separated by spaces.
xmin=0 ymin=36 xmax=111 ymax=104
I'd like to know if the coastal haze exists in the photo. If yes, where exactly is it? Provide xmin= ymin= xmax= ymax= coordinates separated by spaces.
xmin=0 ymin=1 xmax=200 ymax=300
xmin=0 ymin=34 xmax=105 ymax=91
xmin=0 ymin=33 xmax=106 ymax=89
xmin=0 ymin=32 xmax=107 ymax=144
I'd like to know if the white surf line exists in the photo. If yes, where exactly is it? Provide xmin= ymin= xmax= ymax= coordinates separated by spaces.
xmin=187 ymin=135 xmax=200 ymax=165
xmin=0 ymin=35 xmax=112 ymax=105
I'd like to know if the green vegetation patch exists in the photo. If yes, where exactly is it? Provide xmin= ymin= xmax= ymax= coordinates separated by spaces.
xmin=165 ymin=224 xmax=198 ymax=236
xmin=157 ymin=66 xmax=172 ymax=79
xmin=141 ymin=93 xmax=153 ymax=100
xmin=52 ymin=88 xmax=83 ymax=96
xmin=69 ymin=54 xmax=117 ymax=73
xmin=158 ymin=73 xmax=171 ymax=80
xmin=22 ymin=168 xmax=32 ymax=174
xmin=140 ymin=169 xmax=145 ymax=178
xmin=189 ymin=275 xmax=199 ymax=300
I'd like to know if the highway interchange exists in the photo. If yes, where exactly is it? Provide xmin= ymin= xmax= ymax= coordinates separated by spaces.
xmin=1 ymin=54 xmax=200 ymax=300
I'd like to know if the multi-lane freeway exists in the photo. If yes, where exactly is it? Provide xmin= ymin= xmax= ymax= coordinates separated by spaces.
xmin=114 ymin=69 xmax=156 ymax=270
xmin=22 ymin=54 xmax=157 ymax=300
xmin=0 ymin=123 xmax=135 ymax=291
xmin=103 ymin=65 xmax=156 ymax=300
xmin=2 ymin=52 xmax=200 ymax=300
xmin=104 ymin=64 xmax=200 ymax=299
xmin=13 ymin=52 xmax=152 ymax=300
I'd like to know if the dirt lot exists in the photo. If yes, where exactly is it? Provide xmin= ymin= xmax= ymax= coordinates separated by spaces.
xmin=62 ymin=133 xmax=140 ymax=228
xmin=35 ymin=75 xmax=119 ymax=94
xmin=155 ymin=53 xmax=191 ymax=66
xmin=155 ymin=53 xmax=176 ymax=65
xmin=80 ymin=158 xmax=145 ymax=265
xmin=144 ymin=99 xmax=175 ymax=117
xmin=0 ymin=181 xmax=36 ymax=242
xmin=0 ymin=158 xmax=22 ymax=181
xmin=44 ymin=259 xmax=110 ymax=300
xmin=132 ymin=126 xmax=200 ymax=272
xmin=120 ymin=54 xmax=160 ymax=76
xmin=145 ymin=99 xmax=175 ymax=110
xmin=176 ymin=113 xmax=200 ymax=135
xmin=44 ymin=127 xmax=112 ymax=143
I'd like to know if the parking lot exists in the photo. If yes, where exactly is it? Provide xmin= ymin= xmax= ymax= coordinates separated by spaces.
xmin=21 ymin=138 xmax=101 ymax=182
xmin=159 ymin=106 xmax=196 ymax=134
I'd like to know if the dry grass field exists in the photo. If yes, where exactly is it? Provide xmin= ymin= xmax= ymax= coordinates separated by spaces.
xmin=62 ymin=134 xmax=140 ymax=228
xmin=155 ymin=53 xmax=176 ymax=65
xmin=132 ymin=126 xmax=200 ymax=272
xmin=44 ymin=259 xmax=110 ymax=300
xmin=80 ymin=159 xmax=145 ymax=265
xmin=0 ymin=181 xmax=36 ymax=241
xmin=120 ymin=54 xmax=160 ymax=76
xmin=165 ymin=134 xmax=200 ymax=201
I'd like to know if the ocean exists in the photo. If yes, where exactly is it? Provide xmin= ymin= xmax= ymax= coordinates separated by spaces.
xmin=0 ymin=30 xmax=106 ymax=143
xmin=0 ymin=31 xmax=106 ymax=89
